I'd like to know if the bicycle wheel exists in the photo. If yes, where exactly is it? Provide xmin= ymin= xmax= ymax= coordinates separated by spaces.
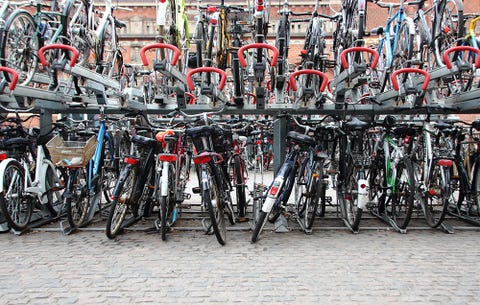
xmin=340 ymin=163 xmax=363 ymax=231
xmin=65 ymin=167 xmax=90 ymax=229
xmin=192 ymin=21 xmax=206 ymax=69
xmin=0 ymin=161 xmax=33 ymax=231
xmin=297 ymin=167 xmax=322 ymax=231
xmin=102 ymin=138 xmax=120 ymax=204
xmin=275 ymin=15 xmax=288 ymax=78
xmin=251 ymin=210 xmax=268 ymax=243
xmin=105 ymin=165 xmax=136 ymax=239
xmin=388 ymin=157 xmax=415 ymax=229
xmin=0 ymin=9 xmax=38 ymax=86
xmin=369 ymin=154 xmax=387 ymax=215
xmin=232 ymin=154 xmax=247 ymax=221
xmin=203 ymin=164 xmax=227 ymax=245
xmin=433 ymin=0 xmax=463 ymax=67
xmin=423 ymin=162 xmax=451 ymax=228
xmin=159 ymin=164 xmax=175 ymax=241
xmin=63 ymin=0 xmax=90 ymax=66
xmin=97 ymin=18 xmax=123 ymax=80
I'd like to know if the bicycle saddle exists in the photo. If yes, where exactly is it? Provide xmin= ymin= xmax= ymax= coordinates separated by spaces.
xmin=186 ymin=125 xmax=214 ymax=138
xmin=345 ymin=117 xmax=370 ymax=130
xmin=131 ymin=135 xmax=157 ymax=147
xmin=4 ymin=137 xmax=32 ymax=149
xmin=287 ymin=131 xmax=315 ymax=146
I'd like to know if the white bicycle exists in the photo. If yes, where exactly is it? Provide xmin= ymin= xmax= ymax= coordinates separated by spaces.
xmin=0 ymin=107 xmax=64 ymax=232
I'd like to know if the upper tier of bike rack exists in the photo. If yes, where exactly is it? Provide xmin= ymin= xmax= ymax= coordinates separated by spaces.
xmin=0 ymin=44 xmax=479 ymax=116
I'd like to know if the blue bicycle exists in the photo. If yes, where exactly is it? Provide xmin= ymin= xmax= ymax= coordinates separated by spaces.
xmin=62 ymin=109 xmax=127 ymax=232
xmin=371 ymin=0 xmax=416 ymax=91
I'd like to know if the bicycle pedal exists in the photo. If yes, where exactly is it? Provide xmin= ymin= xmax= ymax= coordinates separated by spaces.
xmin=192 ymin=187 xmax=201 ymax=194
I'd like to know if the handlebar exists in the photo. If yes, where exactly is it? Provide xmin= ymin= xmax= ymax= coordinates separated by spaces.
xmin=237 ymin=43 xmax=279 ymax=68
xmin=139 ymin=43 xmax=181 ymax=67
xmin=38 ymin=44 xmax=79 ymax=67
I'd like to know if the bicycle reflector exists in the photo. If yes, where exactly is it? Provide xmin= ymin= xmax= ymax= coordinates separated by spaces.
xmin=159 ymin=154 xmax=177 ymax=162
xmin=437 ymin=159 xmax=453 ymax=167
xmin=124 ymin=157 xmax=139 ymax=165
xmin=193 ymin=155 xmax=211 ymax=165
xmin=0 ymin=153 xmax=8 ymax=161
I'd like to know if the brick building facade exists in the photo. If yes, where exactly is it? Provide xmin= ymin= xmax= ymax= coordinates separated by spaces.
xmin=112 ymin=0 xmax=477 ymax=65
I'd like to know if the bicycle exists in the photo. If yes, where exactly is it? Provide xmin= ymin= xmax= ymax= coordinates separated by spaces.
xmin=106 ymin=118 xmax=161 ymax=239
xmin=0 ymin=107 xmax=64 ymax=232
xmin=370 ymin=0 xmax=416 ymax=91
xmin=176 ymin=107 xmax=236 ymax=245
xmin=369 ymin=115 xmax=416 ymax=232
xmin=446 ymin=119 xmax=480 ymax=223
xmin=250 ymin=112 xmax=329 ymax=242
xmin=155 ymin=122 xmax=192 ymax=241
xmin=61 ymin=107 xmax=124 ymax=232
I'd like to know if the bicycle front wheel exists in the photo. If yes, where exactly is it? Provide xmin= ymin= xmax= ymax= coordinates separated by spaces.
xmin=106 ymin=166 xmax=136 ymax=239
xmin=0 ymin=161 xmax=33 ymax=231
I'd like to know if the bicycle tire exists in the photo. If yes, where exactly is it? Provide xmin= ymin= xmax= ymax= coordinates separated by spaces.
xmin=63 ymin=0 xmax=90 ymax=66
xmin=193 ymin=21 xmax=206 ymax=69
xmin=102 ymin=137 xmax=120 ymax=204
xmin=233 ymin=154 xmax=247 ymax=220
xmin=433 ymin=0 xmax=463 ymax=67
xmin=388 ymin=157 xmax=415 ymax=229
xmin=369 ymin=154 xmax=387 ymax=215
xmin=340 ymin=163 xmax=363 ymax=231
xmin=0 ymin=9 xmax=38 ymax=86
xmin=105 ymin=165 xmax=136 ymax=239
xmin=0 ymin=161 xmax=33 ymax=231
xmin=423 ymin=162 xmax=451 ymax=228
xmin=65 ymin=167 xmax=90 ymax=229
xmin=97 ymin=18 xmax=123 ymax=80
xmin=203 ymin=164 xmax=227 ymax=245
xmin=251 ymin=210 xmax=268 ymax=243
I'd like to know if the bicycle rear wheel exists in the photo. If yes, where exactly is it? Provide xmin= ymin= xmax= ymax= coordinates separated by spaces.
xmin=159 ymin=164 xmax=175 ymax=241
xmin=339 ymin=164 xmax=363 ymax=231
xmin=423 ymin=162 xmax=451 ymax=228
xmin=203 ymin=164 xmax=227 ymax=245
xmin=65 ymin=167 xmax=90 ymax=229
xmin=232 ymin=154 xmax=247 ymax=221
xmin=97 ymin=18 xmax=123 ymax=80
xmin=388 ymin=157 xmax=415 ymax=229
xmin=0 ymin=161 xmax=33 ymax=231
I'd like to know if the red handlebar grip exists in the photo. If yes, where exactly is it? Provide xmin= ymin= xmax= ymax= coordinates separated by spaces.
xmin=186 ymin=67 xmax=227 ymax=92
xmin=139 ymin=43 xmax=181 ymax=67
xmin=289 ymin=69 xmax=329 ymax=92
xmin=237 ymin=43 xmax=279 ymax=68
xmin=443 ymin=46 xmax=480 ymax=69
xmin=38 ymin=44 xmax=79 ymax=67
xmin=340 ymin=47 xmax=380 ymax=70
xmin=0 ymin=67 xmax=19 ymax=91
xmin=391 ymin=68 xmax=430 ymax=91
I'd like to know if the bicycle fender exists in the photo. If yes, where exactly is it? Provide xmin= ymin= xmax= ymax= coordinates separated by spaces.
xmin=112 ymin=164 xmax=134 ymax=198
xmin=0 ymin=158 xmax=21 ymax=191
xmin=160 ymin=162 xmax=170 ymax=197
xmin=357 ymin=178 xmax=369 ymax=210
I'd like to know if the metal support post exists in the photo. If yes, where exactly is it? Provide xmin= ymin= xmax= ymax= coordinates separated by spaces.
xmin=273 ymin=116 xmax=286 ymax=174
xmin=39 ymin=109 xmax=53 ymax=137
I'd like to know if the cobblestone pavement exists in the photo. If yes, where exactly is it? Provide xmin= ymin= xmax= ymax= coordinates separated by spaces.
xmin=1 ymin=226 xmax=480 ymax=305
